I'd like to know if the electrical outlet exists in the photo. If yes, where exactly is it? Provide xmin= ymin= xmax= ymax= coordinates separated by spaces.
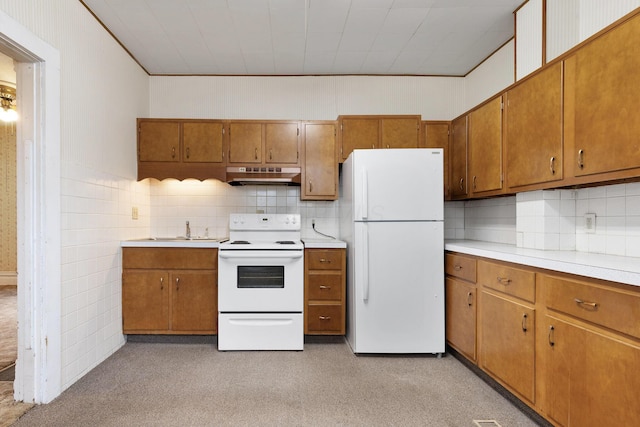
xmin=585 ymin=213 xmax=596 ymax=233
xmin=132 ymin=206 xmax=139 ymax=220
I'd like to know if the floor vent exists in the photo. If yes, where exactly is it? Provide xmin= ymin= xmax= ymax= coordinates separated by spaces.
xmin=473 ymin=421 xmax=502 ymax=427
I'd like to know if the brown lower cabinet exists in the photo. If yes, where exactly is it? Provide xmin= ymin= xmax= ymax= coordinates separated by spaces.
xmin=304 ymin=248 xmax=346 ymax=335
xmin=446 ymin=252 xmax=640 ymax=427
xmin=122 ymin=247 xmax=217 ymax=334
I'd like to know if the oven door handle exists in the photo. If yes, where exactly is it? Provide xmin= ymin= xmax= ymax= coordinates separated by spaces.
xmin=219 ymin=251 xmax=303 ymax=259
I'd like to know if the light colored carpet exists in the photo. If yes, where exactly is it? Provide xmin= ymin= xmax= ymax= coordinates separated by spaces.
xmin=0 ymin=287 xmax=17 ymax=371
xmin=12 ymin=338 xmax=544 ymax=427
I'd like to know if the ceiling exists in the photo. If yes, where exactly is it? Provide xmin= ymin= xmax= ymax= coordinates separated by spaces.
xmin=81 ymin=0 xmax=523 ymax=77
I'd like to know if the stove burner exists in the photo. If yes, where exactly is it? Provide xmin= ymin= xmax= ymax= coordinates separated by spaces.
xmin=230 ymin=240 xmax=251 ymax=244
xmin=276 ymin=240 xmax=296 ymax=245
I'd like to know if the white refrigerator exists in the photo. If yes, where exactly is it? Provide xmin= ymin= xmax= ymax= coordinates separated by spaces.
xmin=340 ymin=148 xmax=444 ymax=354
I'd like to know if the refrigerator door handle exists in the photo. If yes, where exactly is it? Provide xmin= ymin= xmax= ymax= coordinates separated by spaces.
xmin=361 ymin=168 xmax=368 ymax=219
xmin=362 ymin=224 xmax=369 ymax=301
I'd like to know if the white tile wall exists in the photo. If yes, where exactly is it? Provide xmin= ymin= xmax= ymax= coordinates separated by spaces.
xmin=445 ymin=183 xmax=640 ymax=257
xmin=148 ymin=179 xmax=340 ymax=240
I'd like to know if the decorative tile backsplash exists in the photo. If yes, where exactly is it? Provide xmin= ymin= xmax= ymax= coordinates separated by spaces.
xmin=445 ymin=181 xmax=640 ymax=257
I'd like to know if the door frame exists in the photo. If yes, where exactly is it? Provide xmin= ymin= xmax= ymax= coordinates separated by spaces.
xmin=0 ymin=9 xmax=62 ymax=403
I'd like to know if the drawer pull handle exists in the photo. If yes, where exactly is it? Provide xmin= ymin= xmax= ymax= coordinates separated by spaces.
xmin=467 ymin=292 xmax=473 ymax=307
xmin=522 ymin=313 xmax=528 ymax=332
xmin=453 ymin=264 xmax=463 ymax=271
xmin=319 ymin=316 xmax=331 ymax=321
xmin=255 ymin=147 xmax=258 ymax=160
xmin=497 ymin=276 xmax=512 ymax=285
xmin=176 ymin=277 xmax=180 ymax=290
xmin=319 ymin=258 xmax=331 ymax=263
xmin=160 ymin=276 xmax=164 ymax=290
xmin=186 ymin=147 xmax=190 ymax=159
xmin=577 ymin=149 xmax=584 ymax=169
xmin=550 ymin=156 xmax=556 ymax=175
xmin=574 ymin=298 xmax=598 ymax=310
xmin=459 ymin=178 xmax=464 ymax=191
xmin=319 ymin=285 xmax=332 ymax=290
xmin=548 ymin=325 xmax=555 ymax=347
xmin=171 ymin=146 xmax=176 ymax=159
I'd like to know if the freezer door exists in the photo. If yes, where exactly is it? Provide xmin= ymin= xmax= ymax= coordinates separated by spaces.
xmin=351 ymin=149 xmax=443 ymax=221
xmin=349 ymin=221 xmax=444 ymax=354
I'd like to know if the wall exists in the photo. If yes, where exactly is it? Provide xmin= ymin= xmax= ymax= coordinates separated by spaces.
xmin=0 ymin=0 xmax=150 ymax=391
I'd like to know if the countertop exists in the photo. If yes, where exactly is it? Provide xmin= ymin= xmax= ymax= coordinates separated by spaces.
xmin=445 ymin=240 xmax=640 ymax=287
xmin=302 ymin=238 xmax=347 ymax=249
xmin=121 ymin=238 xmax=226 ymax=248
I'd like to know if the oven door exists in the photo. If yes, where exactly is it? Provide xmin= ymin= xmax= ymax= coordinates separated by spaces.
xmin=218 ymin=249 xmax=304 ymax=312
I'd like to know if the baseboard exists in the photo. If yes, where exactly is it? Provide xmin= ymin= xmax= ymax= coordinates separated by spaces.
xmin=0 ymin=271 xmax=17 ymax=287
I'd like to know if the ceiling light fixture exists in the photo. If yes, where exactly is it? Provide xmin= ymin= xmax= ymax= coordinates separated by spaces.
xmin=0 ymin=84 xmax=18 ymax=122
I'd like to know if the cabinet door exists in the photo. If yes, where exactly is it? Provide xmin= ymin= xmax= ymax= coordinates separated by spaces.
xmin=138 ymin=121 xmax=181 ymax=162
xmin=381 ymin=117 xmax=419 ymax=149
xmin=506 ymin=62 xmax=563 ymax=189
xmin=228 ymin=122 xmax=262 ymax=164
xmin=423 ymin=122 xmax=450 ymax=199
xmin=445 ymin=277 xmax=476 ymax=362
xmin=302 ymin=122 xmax=337 ymax=200
xmin=122 ymin=270 xmax=169 ymax=332
xmin=566 ymin=13 xmax=640 ymax=178
xmin=265 ymin=122 xmax=299 ymax=164
xmin=543 ymin=316 xmax=640 ymax=427
xmin=170 ymin=271 xmax=217 ymax=332
xmin=183 ymin=121 xmax=225 ymax=163
xmin=450 ymin=115 xmax=468 ymax=199
xmin=340 ymin=117 xmax=379 ymax=161
xmin=480 ymin=291 xmax=535 ymax=403
xmin=469 ymin=96 xmax=503 ymax=194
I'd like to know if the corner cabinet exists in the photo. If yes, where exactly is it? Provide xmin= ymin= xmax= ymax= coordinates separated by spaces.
xmin=304 ymin=248 xmax=346 ymax=335
xmin=450 ymin=115 xmax=468 ymax=200
xmin=301 ymin=121 xmax=338 ymax=201
xmin=338 ymin=115 xmax=421 ymax=162
xmin=137 ymin=119 xmax=226 ymax=181
xmin=122 ymin=247 xmax=217 ymax=334
xmin=421 ymin=121 xmax=450 ymax=200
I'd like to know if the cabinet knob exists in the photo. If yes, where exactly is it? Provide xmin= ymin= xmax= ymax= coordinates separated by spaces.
xmin=454 ymin=264 xmax=463 ymax=271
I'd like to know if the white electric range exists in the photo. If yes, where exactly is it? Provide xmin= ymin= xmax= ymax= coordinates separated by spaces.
xmin=217 ymin=213 xmax=304 ymax=350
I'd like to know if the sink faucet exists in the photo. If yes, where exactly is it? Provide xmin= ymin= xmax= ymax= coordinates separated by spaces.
xmin=186 ymin=221 xmax=191 ymax=239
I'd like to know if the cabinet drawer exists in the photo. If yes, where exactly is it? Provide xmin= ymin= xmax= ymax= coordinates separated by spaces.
xmin=306 ymin=250 xmax=343 ymax=270
xmin=543 ymin=274 xmax=640 ymax=340
xmin=307 ymin=273 xmax=343 ymax=301
xmin=123 ymin=247 xmax=217 ymax=270
xmin=478 ymin=261 xmax=535 ymax=303
xmin=445 ymin=253 xmax=477 ymax=283
xmin=306 ymin=304 xmax=343 ymax=333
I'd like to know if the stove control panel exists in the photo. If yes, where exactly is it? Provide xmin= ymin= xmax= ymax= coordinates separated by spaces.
xmin=230 ymin=213 xmax=300 ymax=231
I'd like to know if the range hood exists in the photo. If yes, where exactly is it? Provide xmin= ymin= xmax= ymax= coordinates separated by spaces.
xmin=225 ymin=166 xmax=302 ymax=186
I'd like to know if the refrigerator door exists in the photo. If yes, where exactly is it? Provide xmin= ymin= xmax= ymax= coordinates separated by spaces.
xmin=347 ymin=220 xmax=444 ymax=354
xmin=351 ymin=149 xmax=443 ymax=222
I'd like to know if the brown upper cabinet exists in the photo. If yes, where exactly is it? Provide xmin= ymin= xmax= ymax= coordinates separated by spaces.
xmin=338 ymin=115 xmax=420 ymax=161
xmin=505 ymin=62 xmax=563 ymax=190
xmin=468 ymin=96 xmax=504 ymax=196
xmin=421 ymin=121 xmax=450 ymax=200
xmin=564 ymin=11 xmax=640 ymax=184
xmin=228 ymin=120 xmax=300 ymax=165
xmin=450 ymin=115 xmax=468 ymax=200
xmin=301 ymin=121 xmax=338 ymax=201
xmin=137 ymin=119 xmax=226 ymax=181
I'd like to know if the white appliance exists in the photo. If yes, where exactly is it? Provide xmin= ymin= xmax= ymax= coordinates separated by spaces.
xmin=340 ymin=149 xmax=444 ymax=354
xmin=218 ymin=213 xmax=304 ymax=351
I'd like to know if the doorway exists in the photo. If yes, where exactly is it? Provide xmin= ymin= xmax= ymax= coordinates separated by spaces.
xmin=0 ymin=9 xmax=62 ymax=404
